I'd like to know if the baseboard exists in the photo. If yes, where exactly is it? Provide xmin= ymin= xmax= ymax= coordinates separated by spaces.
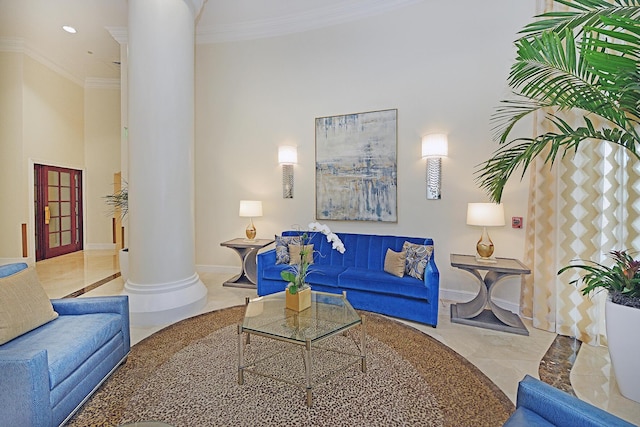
xmin=84 ymin=243 xmax=117 ymax=250
xmin=440 ymin=288 xmax=520 ymax=314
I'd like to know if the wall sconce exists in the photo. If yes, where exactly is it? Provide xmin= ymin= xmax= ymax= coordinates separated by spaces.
xmin=466 ymin=202 xmax=505 ymax=263
xmin=278 ymin=146 xmax=297 ymax=199
xmin=421 ymin=133 xmax=448 ymax=199
xmin=239 ymin=200 xmax=263 ymax=241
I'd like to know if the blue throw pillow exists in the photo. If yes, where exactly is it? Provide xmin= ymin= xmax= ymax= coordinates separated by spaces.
xmin=402 ymin=242 xmax=433 ymax=280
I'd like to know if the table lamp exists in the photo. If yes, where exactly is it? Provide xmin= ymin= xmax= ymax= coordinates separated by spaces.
xmin=239 ymin=200 xmax=262 ymax=241
xmin=466 ymin=202 xmax=505 ymax=263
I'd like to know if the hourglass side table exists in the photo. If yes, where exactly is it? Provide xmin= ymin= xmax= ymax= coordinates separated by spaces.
xmin=449 ymin=253 xmax=531 ymax=336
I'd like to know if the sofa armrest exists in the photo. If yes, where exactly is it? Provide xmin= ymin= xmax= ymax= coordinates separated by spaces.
xmin=51 ymin=296 xmax=131 ymax=355
xmin=257 ymin=249 xmax=276 ymax=277
xmin=0 ymin=348 xmax=52 ymax=427
xmin=423 ymin=254 xmax=440 ymax=298
xmin=513 ymin=375 xmax=634 ymax=427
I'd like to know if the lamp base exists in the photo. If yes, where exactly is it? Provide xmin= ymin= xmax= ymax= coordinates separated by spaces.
xmin=245 ymin=219 xmax=256 ymax=241
xmin=475 ymin=254 xmax=498 ymax=264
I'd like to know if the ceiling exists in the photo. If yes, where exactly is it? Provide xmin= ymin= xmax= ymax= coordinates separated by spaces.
xmin=0 ymin=0 xmax=421 ymax=85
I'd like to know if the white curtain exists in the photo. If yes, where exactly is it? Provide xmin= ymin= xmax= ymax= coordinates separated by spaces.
xmin=521 ymin=0 xmax=640 ymax=345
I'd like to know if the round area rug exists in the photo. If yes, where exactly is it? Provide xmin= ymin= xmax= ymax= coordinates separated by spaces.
xmin=68 ymin=306 xmax=513 ymax=427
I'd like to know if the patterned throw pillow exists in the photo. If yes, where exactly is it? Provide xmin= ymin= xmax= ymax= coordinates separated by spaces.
xmin=384 ymin=248 xmax=406 ymax=278
xmin=275 ymin=235 xmax=302 ymax=264
xmin=288 ymin=244 xmax=314 ymax=265
xmin=402 ymin=241 xmax=434 ymax=280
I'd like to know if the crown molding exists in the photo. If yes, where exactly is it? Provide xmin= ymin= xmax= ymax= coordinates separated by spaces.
xmin=196 ymin=0 xmax=424 ymax=44
xmin=85 ymin=77 xmax=120 ymax=89
xmin=0 ymin=37 xmax=83 ymax=87
xmin=107 ymin=26 xmax=128 ymax=45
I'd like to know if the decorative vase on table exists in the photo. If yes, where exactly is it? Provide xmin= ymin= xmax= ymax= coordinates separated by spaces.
xmin=286 ymin=286 xmax=311 ymax=312
xmin=281 ymin=222 xmax=346 ymax=312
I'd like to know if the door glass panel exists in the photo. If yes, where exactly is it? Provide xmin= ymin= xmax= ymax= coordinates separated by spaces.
xmin=49 ymin=232 xmax=60 ymax=248
xmin=48 ymin=171 xmax=58 ymax=185
xmin=48 ymin=186 xmax=59 ymax=201
xmin=61 ymin=231 xmax=71 ymax=246
xmin=61 ymin=187 xmax=71 ymax=201
xmin=60 ymin=172 xmax=70 ymax=187
xmin=61 ymin=217 xmax=71 ymax=231
xmin=49 ymin=202 xmax=60 ymax=216
xmin=61 ymin=202 xmax=71 ymax=216
xmin=49 ymin=218 xmax=59 ymax=232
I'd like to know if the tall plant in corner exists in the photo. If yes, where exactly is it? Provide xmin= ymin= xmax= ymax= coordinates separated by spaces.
xmin=475 ymin=0 xmax=640 ymax=403
xmin=476 ymin=0 xmax=640 ymax=203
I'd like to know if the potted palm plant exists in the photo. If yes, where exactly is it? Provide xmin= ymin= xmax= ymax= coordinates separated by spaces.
xmin=559 ymin=251 xmax=640 ymax=401
xmin=475 ymin=0 xmax=640 ymax=402
xmin=104 ymin=184 xmax=129 ymax=282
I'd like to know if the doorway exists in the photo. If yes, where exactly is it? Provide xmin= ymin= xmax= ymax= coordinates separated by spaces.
xmin=34 ymin=164 xmax=83 ymax=261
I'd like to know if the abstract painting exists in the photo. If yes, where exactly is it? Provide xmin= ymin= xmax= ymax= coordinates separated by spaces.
xmin=315 ymin=109 xmax=397 ymax=222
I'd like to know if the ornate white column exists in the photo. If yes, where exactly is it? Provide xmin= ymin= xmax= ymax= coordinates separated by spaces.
xmin=125 ymin=0 xmax=207 ymax=325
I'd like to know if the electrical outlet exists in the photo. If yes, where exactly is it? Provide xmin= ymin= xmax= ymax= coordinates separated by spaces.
xmin=512 ymin=217 xmax=523 ymax=229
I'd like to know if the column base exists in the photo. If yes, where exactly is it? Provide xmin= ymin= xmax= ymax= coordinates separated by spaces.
xmin=123 ymin=273 xmax=208 ymax=327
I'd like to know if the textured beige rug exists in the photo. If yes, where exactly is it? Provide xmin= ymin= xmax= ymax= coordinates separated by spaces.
xmin=68 ymin=306 xmax=513 ymax=427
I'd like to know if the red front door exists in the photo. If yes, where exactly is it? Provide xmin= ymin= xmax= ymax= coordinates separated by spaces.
xmin=35 ymin=164 xmax=83 ymax=260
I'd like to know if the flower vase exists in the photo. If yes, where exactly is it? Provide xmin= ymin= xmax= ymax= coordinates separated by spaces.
xmin=286 ymin=286 xmax=311 ymax=311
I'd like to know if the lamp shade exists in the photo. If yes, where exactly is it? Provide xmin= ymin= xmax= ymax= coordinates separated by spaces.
xmin=422 ymin=134 xmax=448 ymax=158
xmin=278 ymin=146 xmax=298 ymax=164
xmin=466 ymin=203 xmax=505 ymax=227
xmin=239 ymin=200 xmax=263 ymax=217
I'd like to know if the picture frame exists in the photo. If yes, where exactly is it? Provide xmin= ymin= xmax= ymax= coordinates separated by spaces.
xmin=315 ymin=109 xmax=398 ymax=222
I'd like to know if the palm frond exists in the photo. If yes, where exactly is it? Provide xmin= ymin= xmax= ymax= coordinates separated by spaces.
xmin=476 ymin=0 xmax=640 ymax=202
xmin=521 ymin=0 xmax=640 ymax=39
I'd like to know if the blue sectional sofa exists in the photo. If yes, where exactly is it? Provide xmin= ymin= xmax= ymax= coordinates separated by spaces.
xmin=0 ymin=263 xmax=130 ymax=427
xmin=503 ymin=375 xmax=635 ymax=426
xmin=257 ymin=231 xmax=440 ymax=326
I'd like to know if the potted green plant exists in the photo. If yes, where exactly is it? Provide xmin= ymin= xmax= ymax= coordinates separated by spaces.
xmin=281 ymin=222 xmax=345 ymax=311
xmin=104 ymin=183 xmax=129 ymax=282
xmin=474 ymin=0 xmax=640 ymax=403
xmin=559 ymin=250 xmax=640 ymax=402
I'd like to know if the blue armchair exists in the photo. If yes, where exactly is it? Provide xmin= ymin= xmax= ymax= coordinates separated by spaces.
xmin=504 ymin=375 xmax=634 ymax=426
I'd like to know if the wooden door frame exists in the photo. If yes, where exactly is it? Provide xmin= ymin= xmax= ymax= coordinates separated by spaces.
xmin=27 ymin=159 xmax=86 ymax=263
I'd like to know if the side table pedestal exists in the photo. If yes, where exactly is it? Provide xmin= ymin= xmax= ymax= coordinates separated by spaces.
xmin=450 ymin=254 xmax=531 ymax=336
xmin=220 ymin=238 xmax=274 ymax=289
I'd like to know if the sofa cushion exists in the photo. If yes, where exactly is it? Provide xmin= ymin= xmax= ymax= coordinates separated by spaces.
xmin=0 ymin=312 xmax=123 ymax=389
xmin=339 ymin=268 xmax=431 ymax=300
xmin=306 ymin=265 xmax=346 ymax=287
xmin=275 ymin=235 xmax=302 ymax=264
xmin=0 ymin=267 xmax=59 ymax=345
xmin=403 ymin=242 xmax=434 ymax=280
xmin=384 ymin=249 xmax=406 ymax=278
xmin=0 ymin=262 xmax=28 ymax=278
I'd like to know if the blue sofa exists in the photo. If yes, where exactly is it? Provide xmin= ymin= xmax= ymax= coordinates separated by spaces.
xmin=0 ymin=263 xmax=130 ymax=427
xmin=504 ymin=375 xmax=635 ymax=426
xmin=257 ymin=231 xmax=440 ymax=326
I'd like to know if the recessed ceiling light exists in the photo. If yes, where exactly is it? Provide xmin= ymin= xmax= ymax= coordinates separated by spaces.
xmin=62 ymin=25 xmax=77 ymax=34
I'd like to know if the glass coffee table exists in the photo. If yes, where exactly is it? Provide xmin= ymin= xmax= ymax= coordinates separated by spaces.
xmin=238 ymin=290 xmax=366 ymax=407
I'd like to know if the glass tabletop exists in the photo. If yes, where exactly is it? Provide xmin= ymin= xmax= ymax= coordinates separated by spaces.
xmin=242 ymin=291 xmax=361 ymax=344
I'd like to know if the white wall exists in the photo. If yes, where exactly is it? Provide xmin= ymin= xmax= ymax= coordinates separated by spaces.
xmin=0 ymin=52 xmax=24 ymax=258
xmin=84 ymin=85 xmax=121 ymax=249
xmin=195 ymin=0 xmax=536 ymax=306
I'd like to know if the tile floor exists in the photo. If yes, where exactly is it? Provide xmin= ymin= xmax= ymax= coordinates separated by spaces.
xmin=35 ymin=250 xmax=640 ymax=424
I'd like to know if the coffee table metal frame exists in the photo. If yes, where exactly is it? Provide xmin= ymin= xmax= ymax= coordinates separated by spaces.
xmin=237 ymin=290 xmax=366 ymax=407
